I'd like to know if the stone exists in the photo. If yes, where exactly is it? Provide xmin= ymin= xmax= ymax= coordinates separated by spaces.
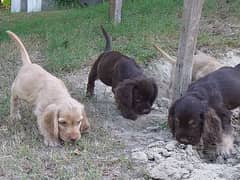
xmin=161 ymin=149 xmax=172 ymax=157
xmin=165 ymin=141 xmax=177 ymax=151
xmin=131 ymin=151 xmax=148 ymax=163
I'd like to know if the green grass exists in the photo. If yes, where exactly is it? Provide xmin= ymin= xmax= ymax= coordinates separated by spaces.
xmin=1 ymin=0 xmax=239 ymax=72
xmin=0 ymin=0 xmax=183 ymax=72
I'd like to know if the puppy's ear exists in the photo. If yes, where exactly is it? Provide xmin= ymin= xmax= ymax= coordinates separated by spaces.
xmin=202 ymin=108 xmax=222 ymax=146
xmin=43 ymin=104 xmax=59 ymax=139
xmin=80 ymin=110 xmax=90 ymax=134
xmin=168 ymin=103 xmax=175 ymax=135
xmin=114 ymin=80 xmax=135 ymax=109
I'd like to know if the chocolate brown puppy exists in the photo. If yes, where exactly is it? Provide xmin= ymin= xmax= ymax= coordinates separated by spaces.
xmin=86 ymin=27 xmax=158 ymax=120
xmin=168 ymin=64 xmax=240 ymax=158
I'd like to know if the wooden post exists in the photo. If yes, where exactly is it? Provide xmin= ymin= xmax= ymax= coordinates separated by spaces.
xmin=172 ymin=0 xmax=204 ymax=101
xmin=109 ymin=0 xmax=122 ymax=24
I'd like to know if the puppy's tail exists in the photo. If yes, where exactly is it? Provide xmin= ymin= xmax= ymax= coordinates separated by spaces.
xmin=100 ymin=25 xmax=112 ymax=52
xmin=153 ymin=44 xmax=176 ymax=65
xmin=6 ymin=31 xmax=32 ymax=65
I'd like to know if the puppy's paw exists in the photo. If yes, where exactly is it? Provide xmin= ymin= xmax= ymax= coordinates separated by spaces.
xmin=216 ymin=135 xmax=234 ymax=159
xmin=216 ymin=144 xmax=234 ymax=159
xmin=44 ymin=138 xmax=60 ymax=147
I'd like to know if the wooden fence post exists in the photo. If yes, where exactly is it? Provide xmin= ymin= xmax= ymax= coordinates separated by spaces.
xmin=109 ymin=0 xmax=122 ymax=24
xmin=172 ymin=0 xmax=204 ymax=101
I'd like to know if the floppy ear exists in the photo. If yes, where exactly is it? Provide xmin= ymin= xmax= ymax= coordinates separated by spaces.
xmin=43 ymin=104 xmax=59 ymax=139
xmin=168 ymin=103 xmax=175 ymax=135
xmin=114 ymin=80 xmax=135 ymax=109
xmin=80 ymin=110 xmax=90 ymax=134
xmin=202 ymin=108 xmax=223 ymax=146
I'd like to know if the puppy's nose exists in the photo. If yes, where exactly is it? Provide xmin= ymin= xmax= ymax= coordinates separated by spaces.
xmin=69 ymin=133 xmax=79 ymax=142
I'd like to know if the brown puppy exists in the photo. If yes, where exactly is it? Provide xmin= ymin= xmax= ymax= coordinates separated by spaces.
xmin=86 ymin=27 xmax=158 ymax=120
xmin=154 ymin=45 xmax=224 ymax=97
xmin=168 ymin=64 xmax=240 ymax=158
xmin=7 ymin=31 xmax=90 ymax=146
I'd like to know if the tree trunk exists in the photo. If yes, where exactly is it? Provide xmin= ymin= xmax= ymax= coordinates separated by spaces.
xmin=109 ymin=0 xmax=122 ymax=24
xmin=172 ymin=0 xmax=204 ymax=101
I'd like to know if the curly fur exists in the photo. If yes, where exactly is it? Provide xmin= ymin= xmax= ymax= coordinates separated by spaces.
xmin=86 ymin=27 xmax=158 ymax=120
xmin=168 ymin=64 xmax=240 ymax=157
xmin=7 ymin=31 xmax=90 ymax=146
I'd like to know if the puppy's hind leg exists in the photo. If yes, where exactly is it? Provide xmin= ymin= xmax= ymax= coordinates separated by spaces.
xmin=86 ymin=58 xmax=100 ymax=97
xmin=10 ymin=84 xmax=21 ymax=121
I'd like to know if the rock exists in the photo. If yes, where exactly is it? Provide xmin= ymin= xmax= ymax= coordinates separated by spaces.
xmin=165 ymin=141 xmax=177 ymax=151
xmin=148 ymin=141 xmax=164 ymax=148
xmin=161 ymin=149 xmax=172 ymax=157
xmin=153 ymin=153 xmax=163 ymax=163
xmin=131 ymin=151 xmax=148 ymax=163
xmin=158 ymin=97 xmax=171 ymax=108
xmin=145 ymin=150 xmax=154 ymax=161
xmin=152 ymin=103 xmax=160 ymax=110
xmin=178 ymin=143 xmax=187 ymax=149
xmin=147 ymin=164 xmax=168 ymax=180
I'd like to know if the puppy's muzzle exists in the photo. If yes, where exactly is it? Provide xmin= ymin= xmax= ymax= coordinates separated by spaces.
xmin=68 ymin=132 xmax=80 ymax=142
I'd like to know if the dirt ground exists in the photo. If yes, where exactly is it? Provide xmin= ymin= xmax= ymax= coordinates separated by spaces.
xmin=1 ymin=40 xmax=240 ymax=179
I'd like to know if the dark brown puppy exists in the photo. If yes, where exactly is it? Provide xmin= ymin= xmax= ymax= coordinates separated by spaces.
xmin=86 ymin=27 xmax=158 ymax=120
xmin=168 ymin=64 xmax=240 ymax=158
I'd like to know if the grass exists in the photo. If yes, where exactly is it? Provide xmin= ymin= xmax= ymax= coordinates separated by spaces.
xmin=0 ymin=0 xmax=183 ymax=72
xmin=1 ymin=0 xmax=240 ymax=72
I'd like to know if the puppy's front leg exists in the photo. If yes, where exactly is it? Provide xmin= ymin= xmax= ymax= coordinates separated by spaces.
xmin=216 ymin=131 xmax=234 ymax=159
xmin=86 ymin=59 xmax=100 ymax=97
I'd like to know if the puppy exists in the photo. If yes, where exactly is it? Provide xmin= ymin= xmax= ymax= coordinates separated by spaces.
xmin=86 ymin=27 xmax=158 ymax=120
xmin=168 ymin=64 xmax=240 ymax=158
xmin=7 ymin=31 xmax=90 ymax=146
xmin=154 ymin=45 xmax=224 ymax=97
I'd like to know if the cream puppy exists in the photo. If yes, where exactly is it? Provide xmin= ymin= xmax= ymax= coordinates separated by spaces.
xmin=154 ymin=45 xmax=224 ymax=97
xmin=7 ymin=31 xmax=90 ymax=146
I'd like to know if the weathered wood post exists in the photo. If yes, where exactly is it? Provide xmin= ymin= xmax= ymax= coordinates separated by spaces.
xmin=109 ymin=0 xmax=122 ymax=24
xmin=172 ymin=0 xmax=204 ymax=101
